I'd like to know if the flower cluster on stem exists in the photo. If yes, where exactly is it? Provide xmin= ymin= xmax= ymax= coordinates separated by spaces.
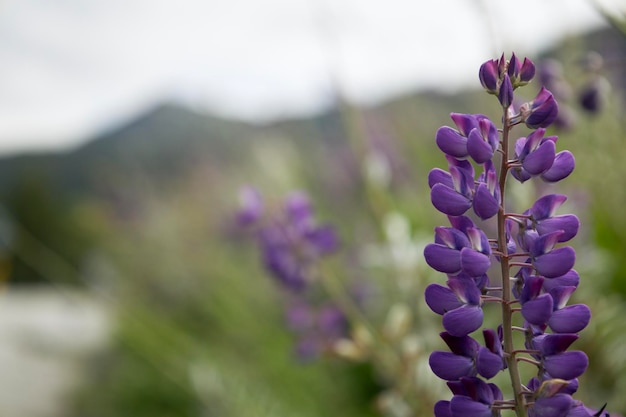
xmin=235 ymin=187 xmax=348 ymax=359
xmin=424 ymin=53 xmax=611 ymax=417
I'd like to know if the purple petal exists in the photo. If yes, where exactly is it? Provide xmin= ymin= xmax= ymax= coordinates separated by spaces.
xmin=523 ymin=140 xmax=556 ymax=175
xmin=542 ymin=269 xmax=580 ymax=292
xmin=534 ymin=246 xmax=576 ymax=278
xmin=520 ymin=58 xmax=536 ymax=83
xmin=285 ymin=192 xmax=312 ymax=226
xmin=434 ymin=401 xmax=453 ymax=417
xmin=482 ymin=329 xmax=501 ymax=355
xmin=450 ymin=113 xmax=479 ymax=137
xmin=425 ymin=283 xmax=463 ymax=315
xmin=526 ymin=87 xmax=559 ymax=129
xmin=436 ymin=126 xmax=469 ymax=158
xmin=467 ymin=129 xmax=495 ymax=164
xmin=530 ymin=194 xmax=567 ymax=220
xmin=441 ymin=332 xmax=480 ymax=356
xmin=544 ymin=351 xmax=588 ymax=380
xmin=429 ymin=351 xmax=476 ymax=380
xmin=450 ymin=396 xmax=491 ymax=417
xmin=550 ymin=286 xmax=577 ymax=309
xmin=429 ymin=168 xmax=454 ymax=189
xmin=522 ymin=294 xmax=554 ymax=325
xmin=472 ymin=183 xmax=499 ymax=220
xmin=466 ymin=227 xmax=491 ymax=255
xmin=443 ymin=306 xmax=483 ymax=337
xmin=476 ymin=347 xmax=503 ymax=379
xmin=511 ymin=166 xmax=532 ymax=183
xmin=532 ymin=394 xmax=574 ymax=417
xmin=479 ymin=60 xmax=498 ymax=92
xmin=424 ymin=244 xmax=462 ymax=274
xmin=304 ymin=225 xmax=338 ymax=254
xmin=520 ymin=275 xmax=545 ymax=303
xmin=447 ymin=380 xmax=467 ymax=396
xmin=460 ymin=248 xmax=491 ymax=277
xmin=498 ymin=74 xmax=513 ymax=108
xmin=549 ymin=304 xmax=591 ymax=333
xmin=522 ymin=128 xmax=546 ymax=157
xmin=508 ymin=53 xmax=520 ymax=78
xmin=448 ymin=215 xmax=477 ymax=235
xmin=448 ymin=277 xmax=482 ymax=305
xmin=531 ymin=230 xmax=563 ymax=256
xmin=435 ymin=226 xmax=470 ymax=249
xmin=537 ymin=333 xmax=579 ymax=356
xmin=450 ymin=165 xmax=474 ymax=196
xmin=537 ymin=215 xmax=580 ymax=242
xmin=515 ymin=136 xmax=527 ymax=158
xmin=431 ymin=184 xmax=472 ymax=216
xmin=542 ymin=150 xmax=575 ymax=182
xmin=567 ymin=405 xmax=595 ymax=417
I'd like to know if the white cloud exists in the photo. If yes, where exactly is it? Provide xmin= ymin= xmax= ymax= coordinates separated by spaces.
xmin=0 ymin=0 xmax=622 ymax=154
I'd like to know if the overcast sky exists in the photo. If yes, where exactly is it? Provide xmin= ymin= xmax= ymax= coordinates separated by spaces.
xmin=0 ymin=0 xmax=624 ymax=155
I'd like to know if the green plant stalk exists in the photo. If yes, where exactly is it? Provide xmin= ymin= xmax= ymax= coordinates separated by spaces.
xmin=498 ymin=111 xmax=526 ymax=417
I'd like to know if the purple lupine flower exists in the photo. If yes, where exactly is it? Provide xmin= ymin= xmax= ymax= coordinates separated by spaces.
xmin=467 ymin=118 xmax=499 ymax=164
xmin=519 ymin=275 xmax=554 ymax=326
xmin=526 ymin=194 xmax=580 ymax=242
xmin=508 ymin=53 xmax=535 ymax=88
xmin=511 ymin=128 xmax=557 ymax=183
xmin=423 ymin=226 xmax=470 ymax=274
xmin=473 ymin=160 xmax=500 ymax=220
xmin=548 ymin=286 xmax=591 ymax=333
xmin=542 ymin=150 xmax=575 ymax=182
xmin=449 ymin=216 xmax=492 ymax=277
xmin=519 ymin=229 xmax=576 ymax=278
xmin=438 ymin=377 xmax=503 ymax=417
xmin=435 ymin=113 xmax=493 ymax=160
xmin=424 ymin=216 xmax=491 ymax=277
xmin=258 ymin=192 xmax=338 ymax=292
xmin=425 ymin=277 xmax=483 ymax=336
xmin=530 ymin=333 xmax=589 ymax=380
xmin=520 ymin=87 xmax=559 ymax=129
xmin=498 ymin=74 xmax=514 ymax=108
xmin=429 ymin=158 xmax=475 ymax=216
xmin=429 ymin=330 xmax=504 ymax=380
xmin=479 ymin=59 xmax=499 ymax=94
xmin=424 ymin=53 xmax=606 ymax=417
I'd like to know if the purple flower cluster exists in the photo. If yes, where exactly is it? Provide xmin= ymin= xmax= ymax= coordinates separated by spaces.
xmin=424 ymin=53 xmax=611 ymax=417
xmin=236 ymin=187 xmax=338 ymax=292
xmin=236 ymin=187 xmax=347 ymax=359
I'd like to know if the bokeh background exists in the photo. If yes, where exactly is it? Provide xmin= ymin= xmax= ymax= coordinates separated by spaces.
xmin=1 ymin=0 xmax=626 ymax=416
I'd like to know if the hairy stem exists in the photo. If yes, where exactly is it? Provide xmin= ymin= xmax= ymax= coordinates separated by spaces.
xmin=498 ymin=112 xmax=527 ymax=417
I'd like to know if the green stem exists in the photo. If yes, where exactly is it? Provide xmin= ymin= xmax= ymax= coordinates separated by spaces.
xmin=498 ymin=112 xmax=527 ymax=417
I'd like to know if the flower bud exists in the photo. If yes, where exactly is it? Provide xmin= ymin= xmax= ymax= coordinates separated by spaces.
xmin=498 ymin=74 xmax=513 ymax=108
xmin=508 ymin=53 xmax=535 ymax=88
xmin=520 ymin=87 xmax=559 ymax=128
xmin=519 ymin=57 xmax=536 ymax=85
xmin=479 ymin=59 xmax=499 ymax=94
